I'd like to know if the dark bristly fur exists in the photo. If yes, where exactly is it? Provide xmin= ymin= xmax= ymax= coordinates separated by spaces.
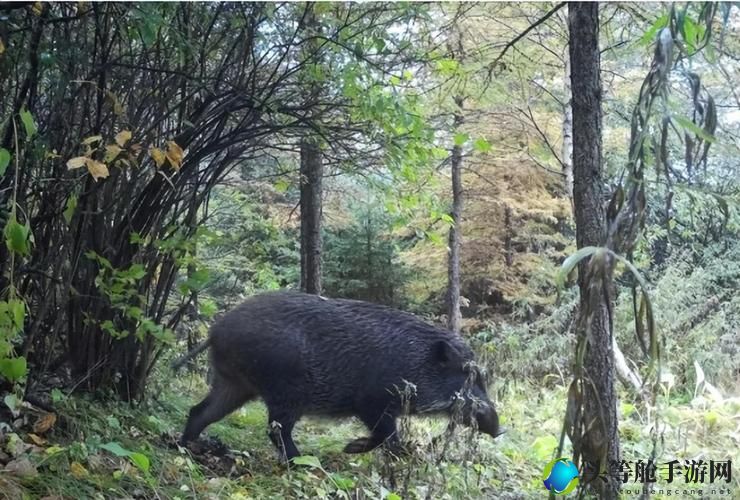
xmin=179 ymin=291 xmax=502 ymax=461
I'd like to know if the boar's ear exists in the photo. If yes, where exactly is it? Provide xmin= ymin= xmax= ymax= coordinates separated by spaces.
xmin=433 ymin=340 xmax=463 ymax=367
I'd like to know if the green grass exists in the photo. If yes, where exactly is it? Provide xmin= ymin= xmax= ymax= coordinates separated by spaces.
xmin=1 ymin=373 xmax=738 ymax=499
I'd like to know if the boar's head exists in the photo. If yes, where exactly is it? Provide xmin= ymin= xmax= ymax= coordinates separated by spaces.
xmin=422 ymin=339 xmax=504 ymax=439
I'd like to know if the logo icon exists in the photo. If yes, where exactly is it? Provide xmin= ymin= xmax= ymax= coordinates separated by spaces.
xmin=543 ymin=457 xmax=580 ymax=495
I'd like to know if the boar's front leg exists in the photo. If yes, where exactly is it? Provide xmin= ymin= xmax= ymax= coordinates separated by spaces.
xmin=344 ymin=411 xmax=402 ymax=455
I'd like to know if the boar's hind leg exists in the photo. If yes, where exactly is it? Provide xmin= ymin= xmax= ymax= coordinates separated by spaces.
xmin=266 ymin=408 xmax=300 ymax=461
xmin=181 ymin=378 xmax=254 ymax=445
xmin=344 ymin=412 xmax=401 ymax=455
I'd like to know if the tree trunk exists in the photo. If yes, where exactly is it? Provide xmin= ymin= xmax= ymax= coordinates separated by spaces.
xmin=568 ymin=3 xmax=620 ymax=498
xmin=447 ymin=108 xmax=464 ymax=334
xmin=300 ymin=138 xmax=323 ymax=295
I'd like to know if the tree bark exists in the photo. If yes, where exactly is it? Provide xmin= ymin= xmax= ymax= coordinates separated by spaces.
xmin=562 ymin=32 xmax=574 ymax=204
xmin=568 ymin=3 xmax=620 ymax=498
xmin=447 ymin=108 xmax=464 ymax=334
xmin=300 ymin=138 xmax=323 ymax=295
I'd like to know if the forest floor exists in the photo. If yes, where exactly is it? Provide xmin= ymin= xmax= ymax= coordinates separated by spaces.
xmin=1 ymin=372 xmax=738 ymax=499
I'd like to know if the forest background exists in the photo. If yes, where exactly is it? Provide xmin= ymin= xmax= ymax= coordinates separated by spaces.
xmin=0 ymin=2 xmax=738 ymax=499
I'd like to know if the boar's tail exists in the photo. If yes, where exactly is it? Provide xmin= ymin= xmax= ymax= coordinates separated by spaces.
xmin=170 ymin=339 xmax=211 ymax=371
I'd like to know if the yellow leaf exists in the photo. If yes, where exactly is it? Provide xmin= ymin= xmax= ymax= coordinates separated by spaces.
xmin=33 ymin=413 xmax=57 ymax=434
xmin=104 ymin=144 xmax=122 ymax=162
xmin=85 ymin=158 xmax=109 ymax=181
xmin=149 ymin=147 xmax=166 ymax=168
xmin=81 ymin=135 xmax=103 ymax=145
xmin=27 ymin=433 xmax=47 ymax=446
xmin=66 ymin=156 xmax=88 ymax=170
xmin=115 ymin=130 xmax=132 ymax=147
xmin=165 ymin=140 xmax=184 ymax=170
xmin=0 ymin=38 xmax=5 ymax=55
xmin=70 ymin=461 xmax=88 ymax=478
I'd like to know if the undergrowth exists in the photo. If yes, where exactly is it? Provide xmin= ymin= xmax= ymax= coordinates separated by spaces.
xmin=1 ymin=369 xmax=737 ymax=499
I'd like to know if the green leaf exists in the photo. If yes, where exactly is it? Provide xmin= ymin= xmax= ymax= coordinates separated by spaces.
xmin=4 ymin=215 xmax=31 ymax=256
xmin=473 ymin=137 xmax=492 ymax=153
xmin=0 ymin=148 xmax=10 ymax=177
xmin=99 ymin=442 xmax=150 ymax=472
xmin=291 ymin=455 xmax=322 ymax=468
xmin=453 ymin=133 xmax=469 ymax=147
xmin=51 ymin=388 xmax=65 ymax=403
xmin=0 ymin=356 xmax=28 ymax=382
xmin=9 ymin=299 xmax=25 ymax=332
xmin=128 ymin=452 xmax=150 ymax=473
xmin=556 ymin=246 xmax=601 ymax=288
xmin=673 ymin=115 xmax=716 ymax=143
xmin=386 ymin=494 xmax=402 ymax=500
xmin=63 ymin=195 xmax=78 ymax=225
xmin=640 ymin=14 xmax=669 ymax=46
xmin=681 ymin=15 xmax=698 ymax=53
xmin=19 ymin=108 xmax=37 ymax=139
xmin=99 ymin=441 xmax=130 ymax=457
xmin=4 ymin=394 xmax=21 ymax=414
xmin=331 ymin=474 xmax=355 ymax=491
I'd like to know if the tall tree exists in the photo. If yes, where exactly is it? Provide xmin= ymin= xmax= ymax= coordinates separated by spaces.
xmin=298 ymin=5 xmax=324 ymax=295
xmin=447 ymin=101 xmax=464 ymax=333
xmin=299 ymin=137 xmax=323 ymax=295
xmin=567 ymin=3 xmax=620 ymax=497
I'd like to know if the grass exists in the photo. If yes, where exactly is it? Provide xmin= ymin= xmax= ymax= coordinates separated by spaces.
xmin=1 ymin=372 xmax=738 ymax=499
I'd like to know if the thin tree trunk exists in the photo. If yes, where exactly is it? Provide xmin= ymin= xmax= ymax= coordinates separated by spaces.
xmin=300 ymin=138 xmax=323 ymax=295
xmin=298 ymin=3 xmax=323 ymax=296
xmin=568 ymin=3 xmax=620 ymax=498
xmin=447 ymin=107 xmax=464 ymax=334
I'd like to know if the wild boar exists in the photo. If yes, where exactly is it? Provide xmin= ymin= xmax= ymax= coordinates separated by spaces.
xmin=177 ymin=291 xmax=502 ymax=460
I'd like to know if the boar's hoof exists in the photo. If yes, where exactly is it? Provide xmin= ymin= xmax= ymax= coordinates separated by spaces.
xmin=343 ymin=437 xmax=408 ymax=457
xmin=343 ymin=437 xmax=378 ymax=454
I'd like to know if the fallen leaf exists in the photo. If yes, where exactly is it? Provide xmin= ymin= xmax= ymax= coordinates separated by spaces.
xmin=165 ymin=140 xmax=184 ymax=170
xmin=115 ymin=130 xmax=132 ymax=147
xmin=149 ymin=147 xmax=166 ymax=167
xmin=4 ymin=456 xmax=38 ymax=478
xmin=0 ymin=38 xmax=5 ymax=55
xmin=27 ymin=433 xmax=47 ymax=446
xmin=33 ymin=413 xmax=56 ymax=434
xmin=67 ymin=156 xmax=88 ymax=170
xmin=70 ymin=461 xmax=89 ymax=478
xmin=85 ymin=158 xmax=109 ymax=181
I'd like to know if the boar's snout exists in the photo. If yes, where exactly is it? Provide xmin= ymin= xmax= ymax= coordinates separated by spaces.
xmin=475 ymin=403 xmax=505 ymax=438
